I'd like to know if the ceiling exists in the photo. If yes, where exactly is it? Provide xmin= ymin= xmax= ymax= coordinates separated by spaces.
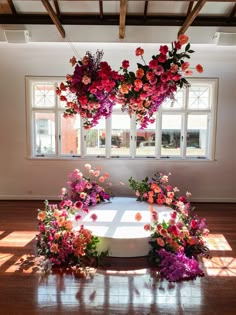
xmin=0 ymin=0 xmax=236 ymax=41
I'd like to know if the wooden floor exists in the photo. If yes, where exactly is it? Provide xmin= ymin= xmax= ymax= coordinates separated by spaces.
xmin=0 ymin=201 xmax=236 ymax=315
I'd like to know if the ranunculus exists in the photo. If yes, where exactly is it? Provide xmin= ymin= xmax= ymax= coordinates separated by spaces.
xmin=178 ymin=34 xmax=189 ymax=45
xmin=181 ymin=62 xmax=190 ymax=71
xmin=82 ymin=75 xmax=91 ymax=85
xmin=74 ymin=200 xmax=83 ymax=209
xmin=50 ymin=243 xmax=59 ymax=253
xmin=90 ymin=213 xmax=98 ymax=222
xmin=196 ymin=64 xmax=204 ymax=73
xmin=134 ymin=79 xmax=143 ymax=90
xmin=158 ymin=54 xmax=167 ymax=63
xmin=122 ymin=60 xmax=130 ymax=68
xmin=84 ymin=163 xmax=91 ymax=170
xmin=190 ymin=219 xmax=198 ymax=229
xmin=159 ymin=45 xmax=169 ymax=54
xmin=135 ymin=47 xmax=144 ymax=56
xmin=157 ymin=238 xmax=165 ymax=247
xmin=136 ymin=68 xmax=145 ymax=78
xmin=149 ymin=59 xmax=158 ymax=70
xmin=69 ymin=56 xmax=77 ymax=66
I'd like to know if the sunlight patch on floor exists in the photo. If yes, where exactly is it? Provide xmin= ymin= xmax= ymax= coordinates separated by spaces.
xmin=204 ymin=234 xmax=232 ymax=250
xmin=0 ymin=253 xmax=14 ymax=267
xmin=0 ymin=231 xmax=36 ymax=247
xmin=202 ymin=257 xmax=236 ymax=277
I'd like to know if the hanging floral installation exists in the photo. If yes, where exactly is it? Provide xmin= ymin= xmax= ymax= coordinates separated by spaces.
xmin=56 ymin=50 xmax=122 ymax=129
xmin=56 ymin=34 xmax=203 ymax=129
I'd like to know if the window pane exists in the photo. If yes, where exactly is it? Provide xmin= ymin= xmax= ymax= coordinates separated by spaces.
xmin=86 ymin=118 xmax=106 ymax=156
xmin=186 ymin=114 xmax=208 ymax=157
xmin=61 ymin=115 xmax=81 ymax=155
xmin=136 ymin=121 xmax=156 ymax=156
xmin=33 ymin=83 xmax=55 ymax=107
xmin=34 ymin=113 xmax=55 ymax=155
xmin=188 ymin=86 xmax=210 ymax=109
xmin=161 ymin=90 xmax=184 ymax=109
xmin=161 ymin=115 xmax=181 ymax=156
xmin=111 ymin=113 xmax=130 ymax=156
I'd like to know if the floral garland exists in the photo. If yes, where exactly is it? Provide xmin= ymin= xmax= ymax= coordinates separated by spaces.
xmin=57 ymin=35 xmax=203 ymax=130
xmin=129 ymin=172 xmax=210 ymax=281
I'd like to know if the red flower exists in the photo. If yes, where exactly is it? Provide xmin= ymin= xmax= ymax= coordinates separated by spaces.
xmin=122 ymin=60 xmax=130 ymax=69
xmin=159 ymin=45 xmax=169 ymax=55
xmin=196 ymin=64 xmax=204 ymax=73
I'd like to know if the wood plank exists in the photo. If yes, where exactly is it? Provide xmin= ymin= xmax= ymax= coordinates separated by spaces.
xmin=41 ymin=0 xmax=66 ymax=38
xmin=0 ymin=200 xmax=236 ymax=314
xmin=119 ymin=0 xmax=127 ymax=39
xmin=178 ymin=0 xmax=207 ymax=35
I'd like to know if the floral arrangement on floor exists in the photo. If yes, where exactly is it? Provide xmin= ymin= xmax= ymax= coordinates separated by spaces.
xmin=56 ymin=50 xmax=122 ymax=129
xmin=60 ymin=163 xmax=112 ymax=215
xmin=117 ymin=34 xmax=203 ymax=128
xmin=57 ymin=35 xmax=203 ymax=129
xmin=129 ymin=172 xmax=210 ymax=281
xmin=36 ymin=164 xmax=111 ymax=273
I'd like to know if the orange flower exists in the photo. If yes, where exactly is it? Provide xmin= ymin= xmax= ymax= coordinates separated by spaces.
xmin=37 ymin=211 xmax=46 ymax=221
xmin=136 ymin=68 xmax=145 ymax=79
xmin=196 ymin=64 xmax=204 ymax=73
xmin=178 ymin=34 xmax=189 ymax=45
xmin=135 ymin=212 xmax=142 ymax=221
xmin=135 ymin=47 xmax=144 ymax=56
xmin=50 ymin=243 xmax=59 ymax=253
xmin=69 ymin=56 xmax=77 ymax=66
xmin=120 ymin=83 xmax=130 ymax=94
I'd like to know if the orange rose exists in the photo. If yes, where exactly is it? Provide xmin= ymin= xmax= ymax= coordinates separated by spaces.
xmin=135 ymin=47 xmax=144 ymax=56
xmin=178 ymin=34 xmax=189 ymax=45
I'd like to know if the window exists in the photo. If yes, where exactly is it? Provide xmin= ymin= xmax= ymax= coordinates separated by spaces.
xmin=26 ymin=77 xmax=217 ymax=160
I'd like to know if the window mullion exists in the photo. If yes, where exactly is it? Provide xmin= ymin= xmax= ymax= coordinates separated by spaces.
xmin=156 ymin=112 xmax=161 ymax=158
xmin=106 ymin=117 xmax=111 ymax=158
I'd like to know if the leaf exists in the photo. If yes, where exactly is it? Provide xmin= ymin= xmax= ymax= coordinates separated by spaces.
xmin=185 ymin=43 xmax=190 ymax=51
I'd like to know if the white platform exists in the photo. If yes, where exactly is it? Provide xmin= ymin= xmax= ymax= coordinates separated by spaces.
xmin=73 ymin=197 xmax=172 ymax=257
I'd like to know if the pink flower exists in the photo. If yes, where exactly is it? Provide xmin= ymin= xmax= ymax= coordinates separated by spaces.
xmin=144 ymin=224 xmax=151 ymax=231
xmin=75 ymin=214 xmax=82 ymax=221
xmin=157 ymin=238 xmax=165 ymax=247
xmin=90 ymin=213 xmax=98 ymax=222
xmin=196 ymin=64 xmax=204 ymax=73
xmin=74 ymin=201 xmax=83 ymax=209
xmin=84 ymin=163 xmax=92 ymax=170
xmin=99 ymin=176 xmax=105 ymax=183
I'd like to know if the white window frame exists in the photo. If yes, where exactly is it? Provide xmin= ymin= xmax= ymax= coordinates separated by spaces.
xmin=26 ymin=76 xmax=218 ymax=161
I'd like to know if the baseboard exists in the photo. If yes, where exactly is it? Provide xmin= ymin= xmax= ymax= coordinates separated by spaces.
xmin=0 ymin=195 xmax=235 ymax=203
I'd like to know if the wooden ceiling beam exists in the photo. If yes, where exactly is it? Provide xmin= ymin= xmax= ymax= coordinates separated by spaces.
xmin=99 ymin=0 xmax=104 ymax=19
xmin=119 ymin=0 xmax=127 ymax=39
xmin=186 ymin=0 xmax=194 ymax=16
xmin=178 ymin=0 xmax=207 ymax=36
xmin=7 ymin=0 xmax=17 ymax=15
xmin=41 ymin=0 xmax=65 ymax=38
xmin=227 ymin=3 xmax=236 ymax=21
xmin=0 ymin=0 xmax=12 ymax=14
xmin=144 ymin=1 xmax=149 ymax=18
xmin=53 ymin=0 xmax=61 ymax=18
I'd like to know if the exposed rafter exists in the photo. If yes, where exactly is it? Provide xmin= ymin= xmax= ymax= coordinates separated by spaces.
xmin=41 ymin=0 xmax=65 ymax=38
xmin=53 ymin=0 xmax=61 ymax=18
xmin=119 ymin=0 xmax=127 ymax=39
xmin=178 ymin=0 xmax=207 ymax=35
xmin=186 ymin=0 xmax=194 ymax=16
xmin=144 ymin=0 xmax=149 ymax=18
xmin=0 ymin=0 xmax=12 ymax=14
xmin=228 ymin=3 xmax=236 ymax=21
xmin=99 ymin=0 xmax=104 ymax=19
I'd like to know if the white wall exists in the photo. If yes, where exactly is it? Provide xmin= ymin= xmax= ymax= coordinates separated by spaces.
xmin=0 ymin=40 xmax=236 ymax=202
